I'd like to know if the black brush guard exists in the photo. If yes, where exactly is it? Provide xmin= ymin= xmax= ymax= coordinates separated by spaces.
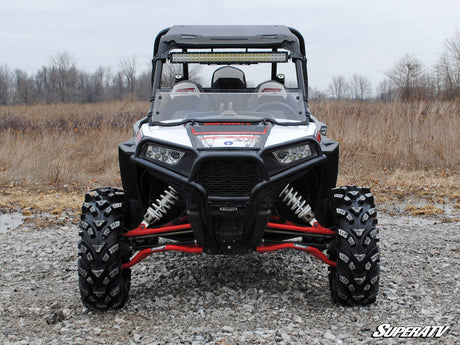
xmin=130 ymin=147 xmax=331 ymax=255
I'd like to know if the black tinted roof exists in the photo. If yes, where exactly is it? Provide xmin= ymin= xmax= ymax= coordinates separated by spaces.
xmin=155 ymin=25 xmax=304 ymax=57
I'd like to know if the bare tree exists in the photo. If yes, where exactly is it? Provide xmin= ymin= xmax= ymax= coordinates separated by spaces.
xmin=35 ymin=66 xmax=55 ymax=103
xmin=434 ymin=30 xmax=460 ymax=99
xmin=328 ymin=75 xmax=349 ymax=100
xmin=50 ymin=52 xmax=79 ymax=102
xmin=161 ymin=62 xmax=204 ymax=88
xmin=14 ymin=69 xmax=35 ymax=104
xmin=308 ymin=86 xmax=327 ymax=100
xmin=0 ymin=64 xmax=12 ymax=105
xmin=161 ymin=63 xmax=182 ymax=88
xmin=119 ymin=57 xmax=137 ymax=95
xmin=349 ymin=74 xmax=372 ymax=101
xmin=82 ymin=66 xmax=109 ymax=103
xmin=376 ymin=79 xmax=395 ymax=102
xmin=445 ymin=29 xmax=460 ymax=64
xmin=135 ymin=70 xmax=152 ymax=100
xmin=110 ymin=71 xmax=125 ymax=100
xmin=385 ymin=54 xmax=428 ymax=101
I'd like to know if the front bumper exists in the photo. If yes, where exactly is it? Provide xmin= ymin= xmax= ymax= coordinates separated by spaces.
xmin=130 ymin=145 xmax=327 ymax=253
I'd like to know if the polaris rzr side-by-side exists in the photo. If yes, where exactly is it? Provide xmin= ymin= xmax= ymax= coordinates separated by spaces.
xmin=78 ymin=25 xmax=380 ymax=309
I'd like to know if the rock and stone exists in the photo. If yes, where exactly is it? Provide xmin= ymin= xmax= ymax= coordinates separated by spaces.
xmin=0 ymin=210 xmax=458 ymax=344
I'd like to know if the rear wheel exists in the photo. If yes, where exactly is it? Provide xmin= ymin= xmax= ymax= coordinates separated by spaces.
xmin=328 ymin=186 xmax=380 ymax=306
xmin=77 ymin=188 xmax=132 ymax=309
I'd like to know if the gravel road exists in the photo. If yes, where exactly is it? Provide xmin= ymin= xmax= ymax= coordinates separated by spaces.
xmin=0 ymin=205 xmax=459 ymax=344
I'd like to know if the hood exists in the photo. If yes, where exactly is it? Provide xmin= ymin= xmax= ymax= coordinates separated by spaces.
xmin=138 ymin=121 xmax=318 ymax=150
xmin=187 ymin=122 xmax=269 ymax=149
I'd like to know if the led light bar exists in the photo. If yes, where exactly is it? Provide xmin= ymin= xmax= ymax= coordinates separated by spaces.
xmin=170 ymin=52 xmax=288 ymax=64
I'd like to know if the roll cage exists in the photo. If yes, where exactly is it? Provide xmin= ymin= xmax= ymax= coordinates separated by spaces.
xmin=150 ymin=25 xmax=309 ymax=102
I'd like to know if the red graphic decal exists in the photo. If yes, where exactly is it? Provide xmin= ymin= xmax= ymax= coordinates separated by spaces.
xmin=191 ymin=126 xmax=268 ymax=135
xmin=199 ymin=135 xmax=259 ymax=140
xmin=204 ymin=122 xmax=252 ymax=125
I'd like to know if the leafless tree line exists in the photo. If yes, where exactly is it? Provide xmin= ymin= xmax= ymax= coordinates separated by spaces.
xmin=378 ymin=29 xmax=459 ymax=101
xmin=0 ymin=30 xmax=458 ymax=105
xmin=311 ymin=30 xmax=460 ymax=101
xmin=0 ymin=53 xmax=151 ymax=105
xmin=319 ymin=74 xmax=372 ymax=101
xmin=0 ymin=53 xmax=204 ymax=105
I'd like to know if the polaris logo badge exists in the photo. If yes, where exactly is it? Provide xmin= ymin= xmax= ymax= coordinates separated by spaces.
xmin=372 ymin=324 xmax=449 ymax=338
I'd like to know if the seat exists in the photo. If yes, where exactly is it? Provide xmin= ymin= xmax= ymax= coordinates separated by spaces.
xmin=170 ymin=80 xmax=203 ymax=98
xmin=255 ymin=81 xmax=287 ymax=98
xmin=211 ymin=66 xmax=246 ymax=90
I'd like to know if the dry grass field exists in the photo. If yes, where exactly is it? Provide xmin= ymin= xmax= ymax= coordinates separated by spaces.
xmin=310 ymin=100 xmax=460 ymax=204
xmin=1 ymin=100 xmax=459 ymax=213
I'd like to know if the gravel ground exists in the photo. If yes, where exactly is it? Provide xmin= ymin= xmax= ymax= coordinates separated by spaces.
xmin=0 ymin=204 xmax=459 ymax=345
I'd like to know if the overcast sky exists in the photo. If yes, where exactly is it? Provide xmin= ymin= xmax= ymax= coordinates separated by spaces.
xmin=1 ymin=0 xmax=459 ymax=91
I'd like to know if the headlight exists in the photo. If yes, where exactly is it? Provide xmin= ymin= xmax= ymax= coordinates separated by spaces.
xmin=273 ymin=143 xmax=313 ymax=164
xmin=144 ymin=144 xmax=185 ymax=165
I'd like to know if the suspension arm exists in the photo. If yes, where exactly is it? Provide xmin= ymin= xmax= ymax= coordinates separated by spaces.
xmin=124 ymin=223 xmax=192 ymax=237
xmin=121 ymin=216 xmax=336 ymax=269
xmin=267 ymin=222 xmax=335 ymax=236
xmin=121 ymin=241 xmax=336 ymax=269
xmin=121 ymin=243 xmax=203 ymax=269
xmin=257 ymin=242 xmax=337 ymax=266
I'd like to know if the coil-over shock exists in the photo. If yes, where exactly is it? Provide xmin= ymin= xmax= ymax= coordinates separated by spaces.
xmin=279 ymin=184 xmax=318 ymax=225
xmin=141 ymin=185 xmax=179 ymax=227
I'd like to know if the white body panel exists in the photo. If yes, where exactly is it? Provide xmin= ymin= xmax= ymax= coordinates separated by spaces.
xmin=265 ymin=123 xmax=317 ymax=148
xmin=140 ymin=123 xmax=193 ymax=148
xmin=139 ymin=122 xmax=318 ymax=149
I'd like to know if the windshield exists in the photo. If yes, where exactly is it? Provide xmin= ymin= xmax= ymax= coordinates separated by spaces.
xmin=152 ymin=90 xmax=306 ymax=124
xmin=152 ymin=48 xmax=307 ymax=124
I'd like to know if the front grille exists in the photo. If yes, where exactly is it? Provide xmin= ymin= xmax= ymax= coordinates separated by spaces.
xmin=195 ymin=158 xmax=262 ymax=196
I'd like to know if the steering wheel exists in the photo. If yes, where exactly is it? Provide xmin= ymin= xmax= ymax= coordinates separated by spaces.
xmin=253 ymin=102 xmax=297 ymax=116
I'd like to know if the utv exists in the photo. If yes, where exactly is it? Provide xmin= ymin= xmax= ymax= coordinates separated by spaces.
xmin=78 ymin=25 xmax=379 ymax=309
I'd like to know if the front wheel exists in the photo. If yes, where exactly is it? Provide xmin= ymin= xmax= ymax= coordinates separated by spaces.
xmin=77 ymin=188 xmax=132 ymax=309
xmin=328 ymin=186 xmax=380 ymax=306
